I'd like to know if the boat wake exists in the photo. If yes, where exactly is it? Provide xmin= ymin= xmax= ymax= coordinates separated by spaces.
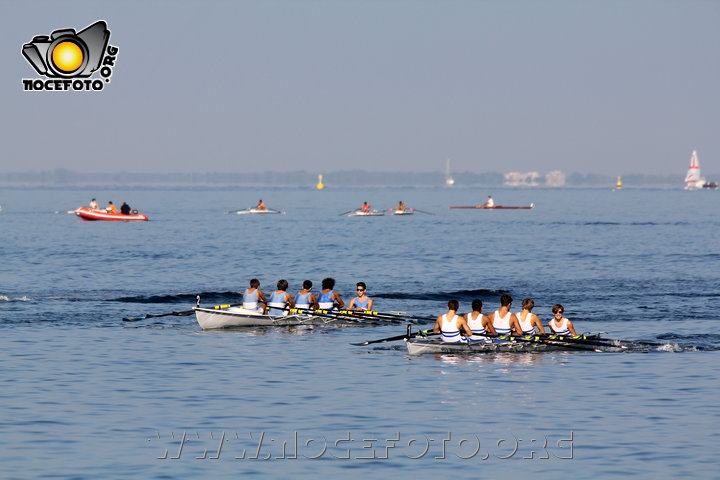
xmin=0 ymin=295 xmax=33 ymax=302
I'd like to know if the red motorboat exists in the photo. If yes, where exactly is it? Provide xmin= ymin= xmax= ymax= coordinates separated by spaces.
xmin=75 ymin=207 xmax=149 ymax=221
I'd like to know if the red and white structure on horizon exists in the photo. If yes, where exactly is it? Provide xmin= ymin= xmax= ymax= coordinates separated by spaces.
xmin=684 ymin=150 xmax=706 ymax=190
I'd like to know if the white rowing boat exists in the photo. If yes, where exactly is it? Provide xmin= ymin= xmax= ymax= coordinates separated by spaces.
xmin=405 ymin=338 xmax=568 ymax=355
xmin=347 ymin=209 xmax=385 ymax=217
xmin=231 ymin=208 xmax=285 ymax=215
xmin=194 ymin=306 xmax=344 ymax=329
xmin=390 ymin=209 xmax=414 ymax=215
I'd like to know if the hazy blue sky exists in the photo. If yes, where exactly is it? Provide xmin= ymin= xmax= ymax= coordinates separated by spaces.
xmin=2 ymin=0 xmax=718 ymax=175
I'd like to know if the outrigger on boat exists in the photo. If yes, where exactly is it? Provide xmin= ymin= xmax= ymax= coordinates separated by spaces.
xmin=449 ymin=204 xmax=534 ymax=210
xmin=75 ymin=207 xmax=149 ymax=221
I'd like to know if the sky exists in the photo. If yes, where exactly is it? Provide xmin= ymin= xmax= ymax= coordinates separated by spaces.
xmin=1 ymin=0 xmax=718 ymax=175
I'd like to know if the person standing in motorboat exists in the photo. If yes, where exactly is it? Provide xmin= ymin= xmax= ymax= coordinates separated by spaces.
xmin=547 ymin=304 xmax=578 ymax=336
xmin=242 ymin=278 xmax=267 ymax=312
xmin=516 ymin=298 xmax=546 ymax=335
xmin=433 ymin=299 xmax=473 ymax=343
xmin=317 ymin=277 xmax=345 ymax=311
xmin=347 ymin=282 xmax=374 ymax=311
xmin=294 ymin=280 xmax=318 ymax=311
xmin=266 ymin=279 xmax=295 ymax=316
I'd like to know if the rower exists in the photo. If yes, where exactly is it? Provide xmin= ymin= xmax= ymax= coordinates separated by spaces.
xmin=317 ymin=277 xmax=345 ymax=311
xmin=465 ymin=299 xmax=496 ymax=343
xmin=433 ymin=299 xmax=472 ymax=343
xmin=517 ymin=298 xmax=546 ymax=335
xmin=255 ymin=199 xmax=267 ymax=210
xmin=242 ymin=278 xmax=267 ymax=312
xmin=347 ymin=282 xmax=373 ymax=311
xmin=487 ymin=294 xmax=523 ymax=337
xmin=361 ymin=201 xmax=370 ymax=213
xmin=483 ymin=195 xmax=494 ymax=207
xmin=395 ymin=201 xmax=406 ymax=212
xmin=294 ymin=280 xmax=318 ymax=311
xmin=548 ymin=304 xmax=577 ymax=336
xmin=267 ymin=279 xmax=294 ymax=316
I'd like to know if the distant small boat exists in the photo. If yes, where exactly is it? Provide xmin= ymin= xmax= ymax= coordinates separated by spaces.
xmin=231 ymin=208 xmax=285 ymax=215
xmin=316 ymin=174 xmax=325 ymax=190
xmin=616 ymin=176 xmax=623 ymax=189
xmin=445 ymin=159 xmax=455 ymax=186
xmin=449 ymin=203 xmax=534 ymax=210
xmin=684 ymin=150 xmax=717 ymax=190
xmin=75 ymin=207 xmax=148 ymax=221
xmin=347 ymin=209 xmax=385 ymax=217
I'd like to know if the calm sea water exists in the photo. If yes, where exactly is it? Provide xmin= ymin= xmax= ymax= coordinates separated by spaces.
xmin=1 ymin=186 xmax=719 ymax=479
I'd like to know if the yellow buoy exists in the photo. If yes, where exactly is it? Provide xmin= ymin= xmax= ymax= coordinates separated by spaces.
xmin=316 ymin=174 xmax=325 ymax=190
xmin=616 ymin=176 xmax=622 ymax=189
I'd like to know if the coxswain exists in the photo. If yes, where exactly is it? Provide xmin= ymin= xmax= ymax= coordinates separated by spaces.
xmin=255 ymin=199 xmax=267 ymax=210
xmin=266 ymin=279 xmax=294 ymax=316
xmin=465 ymin=299 xmax=497 ymax=343
xmin=548 ymin=304 xmax=577 ymax=336
xmin=120 ymin=202 xmax=131 ymax=215
xmin=487 ymin=294 xmax=523 ymax=336
xmin=434 ymin=299 xmax=472 ymax=343
xmin=89 ymin=198 xmax=99 ymax=209
xmin=317 ymin=277 xmax=345 ymax=310
xmin=106 ymin=201 xmax=117 ymax=213
xmin=483 ymin=195 xmax=494 ymax=207
xmin=516 ymin=298 xmax=546 ymax=335
xmin=347 ymin=282 xmax=373 ymax=311
xmin=294 ymin=280 xmax=318 ymax=311
xmin=361 ymin=201 xmax=370 ymax=212
xmin=396 ymin=201 xmax=406 ymax=212
xmin=242 ymin=278 xmax=267 ymax=312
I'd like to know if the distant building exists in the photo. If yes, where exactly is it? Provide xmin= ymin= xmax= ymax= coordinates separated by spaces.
xmin=545 ymin=170 xmax=566 ymax=187
xmin=504 ymin=171 xmax=540 ymax=186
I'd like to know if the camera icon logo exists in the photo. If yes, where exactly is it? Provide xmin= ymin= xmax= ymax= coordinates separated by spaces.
xmin=22 ymin=21 xmax=110 ymax=78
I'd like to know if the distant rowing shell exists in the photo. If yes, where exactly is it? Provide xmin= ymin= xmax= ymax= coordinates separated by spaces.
xmin=449 ymin=203 xmax=534 ymax=210
xmin=231 ymin=208 xmax=285 ymax=215
xmin=347 ymin=210 xmax=385 ymax=217
xmin=406 ymin=338 xmax=563 ymax=354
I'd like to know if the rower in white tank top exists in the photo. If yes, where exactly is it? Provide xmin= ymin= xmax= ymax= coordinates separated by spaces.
xmin=441 ymin=314 xmax=466 ymax=343
xmin=467 ymin=312 xmax=491 ymax=343
xmin=517 ymin=311 xmax=536 ymax=335
xmin=493 ymin=310 xmax=512 ymax=335
xmin=549 ymin=318 xmax=572 ymax=336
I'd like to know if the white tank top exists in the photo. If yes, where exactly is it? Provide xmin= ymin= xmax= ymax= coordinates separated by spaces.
xmin=549 ymin=318 xmax=571 ymax=336
xmin=467 ymin=312 xmax=490 ymax=343
xmin=493 ymin=310 xmax=512 ymax=335
xmin=517 ymin=311 xmax=535 ymax=334
xmin=441 ymin=314 xmax=464 ymax=343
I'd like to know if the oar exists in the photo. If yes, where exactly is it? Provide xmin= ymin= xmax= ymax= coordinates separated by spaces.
xmin=412 ymin=209 xmax=435 ymax=215
xmin=352 ymin=326 xmax=438 ymax=346
xmin=122 ymin=303 xmax=242 ymax=322
xmin=288 ymin=307 xmax=399 ymax=324
xmin=338 ymin=210 xmax=355 ymax=216
xmin=539 ymin=334 xmax=630 ymax=349
xmin=295 ymin=307 xmax=432 ymax=323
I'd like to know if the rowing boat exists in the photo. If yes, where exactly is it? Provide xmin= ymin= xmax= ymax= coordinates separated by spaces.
xmin=406 ymin=338 xmax=570 ymax=354
xmin=75 ymin=207 xmax=149 ymax=221
xmin=390 ymin=209 xmax=414 ymax=215
xmin=194 ymin=306 xmax=347 ymax=329
xmin=231 ymin=208 xmax=285 ymax=215
xmin=347 ymin=210 xmax=385 ymax=217
xmin=449 ymin=204 xmax=534 ymax=210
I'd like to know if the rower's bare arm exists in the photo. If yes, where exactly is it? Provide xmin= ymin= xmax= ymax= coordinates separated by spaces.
xmin=483 ymin=316 xmax=497 ymax=335
xmin=285 ymin=293 xmax=295 ymax=309
xmin=532 ymin=314 xmax=545 ymax=334
xmin=333 ymin=293 xmax=345 ymax=309
xmin=366 ymin=298 xmax=374 ymax=310
xmin=433 ymin=317 xmax=442 ymax=334
xmin=510 ymin=314 xmax=523 ymax=335
xmin=567 ymin=320 xmax=577 ymax=336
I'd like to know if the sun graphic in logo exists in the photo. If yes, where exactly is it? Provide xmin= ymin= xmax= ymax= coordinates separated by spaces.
xmin=51 ymin=41 xmax=84 ymax=72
